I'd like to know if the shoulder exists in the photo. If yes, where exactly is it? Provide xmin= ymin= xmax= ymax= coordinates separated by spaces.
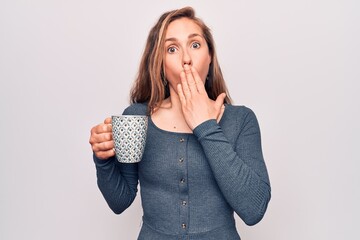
xmin=224 ymin=104 xmax=257 ymax=122
xmin=222 ymin=104 xmax=260 ymax=134
xmin=122 ymin=102 xmax=148 ymax=116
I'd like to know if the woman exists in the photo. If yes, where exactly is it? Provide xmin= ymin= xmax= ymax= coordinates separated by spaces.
xmin=89 ymin=7 xmax=271 ymax=240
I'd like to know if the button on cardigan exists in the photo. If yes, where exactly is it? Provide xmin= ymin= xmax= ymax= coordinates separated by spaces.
xmin=94 ymin=103 xmax=271 ymax=239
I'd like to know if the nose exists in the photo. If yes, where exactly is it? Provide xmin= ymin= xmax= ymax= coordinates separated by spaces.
xmin=182 ymin=49 xmax=192 ymax=66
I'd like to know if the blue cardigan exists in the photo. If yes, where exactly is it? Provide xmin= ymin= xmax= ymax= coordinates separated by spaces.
xmin=94 ymin=103 xmax=271 ymax=240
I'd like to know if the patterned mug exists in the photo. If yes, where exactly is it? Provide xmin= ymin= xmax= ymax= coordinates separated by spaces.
xmin=111 ymin=115 xmax=148 ymax=163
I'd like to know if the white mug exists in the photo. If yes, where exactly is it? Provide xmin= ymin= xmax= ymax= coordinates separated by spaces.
xmin=111 ymin=115 xmax=148 ymax=163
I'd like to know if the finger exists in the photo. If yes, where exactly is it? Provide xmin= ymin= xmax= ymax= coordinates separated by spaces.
xmin=95 ymin=148 xmax=115 ymax=160
xmin=92 ymin=123 xmax=112 ymax=134
xmin=190 ymin=66 xmax=206 ymax=94
xmin=215 ymin=93 xmax=227 ymax=109
xmin=184 ymin=64 xmax=197 ymax=93
xmin=180 ymin=70 xmax=191 ymax=99
xmin=92 ymin=140 xmax=114 ymax=152
xmin=89 ymin=131 xmax=113 ymax=145
xmin=104 ymin=117 xmax=111 ymax=124
xmin=177 ymin=83 xmax=186 ymax=106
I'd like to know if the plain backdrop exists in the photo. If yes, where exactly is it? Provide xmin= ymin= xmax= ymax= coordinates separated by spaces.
xmin=1 ymin=0 xmax=359 ymax=239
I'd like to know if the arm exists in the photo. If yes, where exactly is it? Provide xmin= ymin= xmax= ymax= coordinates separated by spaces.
xmin=193 ymin=109 xmax=271 ymax=225
xmin=176 ymin=65 xmax=270 ymax=224
xmin=90 ymin=105 xmax=146 ymax=214
xmin=94 ymin=155 xmax=138 ymax=214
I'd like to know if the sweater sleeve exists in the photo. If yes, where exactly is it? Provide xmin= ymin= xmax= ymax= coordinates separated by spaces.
xmin=94 ymin=155 xmax=138 ymax=214
xmin=93 ymin=104 xmax=146 ymax=214
xmin=193 ymin=108 xmax=271 ymax=226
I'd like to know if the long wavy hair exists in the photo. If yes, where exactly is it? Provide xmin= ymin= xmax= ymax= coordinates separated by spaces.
xmin=130 ymin=6 xmax=232 ymax=114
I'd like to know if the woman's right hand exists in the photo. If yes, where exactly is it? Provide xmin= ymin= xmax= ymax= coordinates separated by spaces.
xmin=89 ymin=117 xmax=115 ymax=160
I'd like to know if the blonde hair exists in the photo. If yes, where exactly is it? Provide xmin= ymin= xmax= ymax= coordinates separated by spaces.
xmin=130 ymin=7 xmax=232 ymax=114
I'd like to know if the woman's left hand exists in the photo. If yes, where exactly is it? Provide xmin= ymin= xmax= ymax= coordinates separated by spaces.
xmin=177 ymin=64 xmax=226 ymax=130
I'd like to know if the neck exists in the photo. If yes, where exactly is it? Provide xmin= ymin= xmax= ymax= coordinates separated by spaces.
xmin=160 ymin=87 xmax=183 ymax=114
xmin=151 ymin=87 xmax=192 ymax=133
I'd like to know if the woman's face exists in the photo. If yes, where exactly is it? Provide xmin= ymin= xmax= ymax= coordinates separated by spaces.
xmin=163 ymin=18 xmax=211 ymax=91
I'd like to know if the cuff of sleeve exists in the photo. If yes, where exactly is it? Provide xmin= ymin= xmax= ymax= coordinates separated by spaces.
xmin=193 ymin=119 xmax=220 ymax=139
xmin=93 ymin=153 xmax=115 ymax=167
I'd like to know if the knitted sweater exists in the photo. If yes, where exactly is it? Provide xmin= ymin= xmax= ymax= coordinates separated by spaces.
xmin=94 ymin=103 xmax=271 ymax=240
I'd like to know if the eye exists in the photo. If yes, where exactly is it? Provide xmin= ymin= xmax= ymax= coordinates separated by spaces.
xmin=191 ymin=42 xmax=201 ymax=49
xmin=167 ymin=46 xmax=177 ymax=54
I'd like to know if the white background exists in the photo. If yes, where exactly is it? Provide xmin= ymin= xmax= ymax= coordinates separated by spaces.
xmin=1 ymin=0 xmax=359 ymax=239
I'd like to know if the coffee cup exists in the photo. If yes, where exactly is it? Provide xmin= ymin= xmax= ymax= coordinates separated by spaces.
xmin=111 ymin=115 xmax=148 ymax=163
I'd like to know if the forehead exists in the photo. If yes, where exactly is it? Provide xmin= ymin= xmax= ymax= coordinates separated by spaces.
xmin=165 ymin=18 xmax=203 ymax=38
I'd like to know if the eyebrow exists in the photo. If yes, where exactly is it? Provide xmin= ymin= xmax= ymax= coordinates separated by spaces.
xmin=165 ymin=33 xmax=204 ymax=43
